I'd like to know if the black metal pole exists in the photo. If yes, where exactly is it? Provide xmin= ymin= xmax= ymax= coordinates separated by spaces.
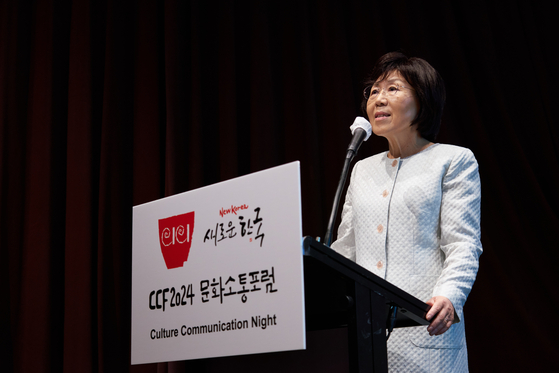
xmin=324 ymin=150 xmax=355 ymax=247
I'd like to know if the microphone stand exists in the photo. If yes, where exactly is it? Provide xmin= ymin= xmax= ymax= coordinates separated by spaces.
xmin=323 ymin=130 xmax=366 ymax=247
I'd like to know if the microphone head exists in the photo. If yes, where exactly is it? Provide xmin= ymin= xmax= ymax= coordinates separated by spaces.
xmin=349 ymin=117 xmax=372 ymax=141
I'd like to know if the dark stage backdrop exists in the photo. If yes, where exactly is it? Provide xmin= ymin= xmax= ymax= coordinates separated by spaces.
xmin=1 ymin=0 xmax=558 ymax=372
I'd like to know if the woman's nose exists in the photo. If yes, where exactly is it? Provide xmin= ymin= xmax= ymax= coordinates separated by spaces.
xmin=374 ymin=95 xmax=387 ymax=106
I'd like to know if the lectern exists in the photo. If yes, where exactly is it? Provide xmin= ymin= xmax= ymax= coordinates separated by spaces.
xmin=131 ymin=162 xmax=432 ymax=371
xmin=303 ymin=236 xmax=430 ymax=373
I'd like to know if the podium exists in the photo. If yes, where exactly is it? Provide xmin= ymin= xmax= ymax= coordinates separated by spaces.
xmin=131 ymin=162 xmax=432 ymax=371
xmin=303 ymin=236 xmax=430 ymax=373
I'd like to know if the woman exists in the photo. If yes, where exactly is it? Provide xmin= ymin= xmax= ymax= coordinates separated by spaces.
xmin=331 ymin=52 xmax=482 ymax=372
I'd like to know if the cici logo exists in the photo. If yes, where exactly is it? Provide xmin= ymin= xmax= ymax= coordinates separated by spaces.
xmin=158 ymin=212 xmax=195 ymax=269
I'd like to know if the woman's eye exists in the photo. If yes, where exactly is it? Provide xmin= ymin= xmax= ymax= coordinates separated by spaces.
xmin=370 ymin=88 xmax=379 ymax=96
xmin=388 ymin=85 xmax=399 ymax=92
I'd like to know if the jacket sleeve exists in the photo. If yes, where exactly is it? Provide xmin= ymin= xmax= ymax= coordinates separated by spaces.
xmin=433 ymin=148 xmax=483 ymax=317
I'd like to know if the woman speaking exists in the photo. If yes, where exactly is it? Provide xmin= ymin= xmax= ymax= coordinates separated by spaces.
xmin=331 ymin=52 xmax=482 ymax=372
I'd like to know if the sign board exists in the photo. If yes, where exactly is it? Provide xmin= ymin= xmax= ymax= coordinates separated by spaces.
xmin=131 ymin=162 xmax=305 ymax=364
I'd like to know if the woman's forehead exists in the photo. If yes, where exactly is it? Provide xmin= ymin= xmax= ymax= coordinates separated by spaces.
xmin=373 ymin=71 xmax=406 ymax=85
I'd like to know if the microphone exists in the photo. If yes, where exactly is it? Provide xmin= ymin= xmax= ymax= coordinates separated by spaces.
xmin=324 ymin=117 xmax=372 ymax=247
xmin=347 ymin=116 xmax=372 ymax=159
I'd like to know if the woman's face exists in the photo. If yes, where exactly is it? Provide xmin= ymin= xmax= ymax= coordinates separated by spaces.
xmin=366 ymin=71 xmax=420 ymax=140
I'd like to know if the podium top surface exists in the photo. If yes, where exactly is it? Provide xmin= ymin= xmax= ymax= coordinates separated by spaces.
xmin=302 ymin=236 xmax=430 ymax=326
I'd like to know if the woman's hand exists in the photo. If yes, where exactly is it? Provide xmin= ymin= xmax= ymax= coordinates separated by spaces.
xmin=425 ymin=296 xmax=455 ymax=336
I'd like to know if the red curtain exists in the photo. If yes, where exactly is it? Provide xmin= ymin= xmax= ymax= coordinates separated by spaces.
xmin=1 ymin=0 xmax=558 ymax=372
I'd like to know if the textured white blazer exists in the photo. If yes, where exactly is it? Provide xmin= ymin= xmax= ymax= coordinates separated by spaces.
xmin=331 ymin=143 xmax=482 ymax=372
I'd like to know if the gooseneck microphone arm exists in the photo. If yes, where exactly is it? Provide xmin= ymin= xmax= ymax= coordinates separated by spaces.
xmin=324 ymin=117 xmax=372 ymax=247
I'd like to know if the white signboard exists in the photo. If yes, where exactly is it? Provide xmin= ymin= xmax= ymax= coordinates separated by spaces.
xmin=131 ymin=162 xmax=305 ymax=364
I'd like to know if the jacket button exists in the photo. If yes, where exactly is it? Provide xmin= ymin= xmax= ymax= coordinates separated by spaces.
xmin=391 ymin=160 xmax=398 ymax=167
xmin=376 ymin=260 xmax=383 ymax=269
xmin=377 ymin=224 xmax=383 ymax=233
xmin=382 ymin=190 xmax=389 ymax=198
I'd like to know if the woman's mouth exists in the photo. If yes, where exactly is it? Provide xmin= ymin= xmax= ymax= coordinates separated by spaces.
xmin=375 ymin=112 xmax=390 ymax=119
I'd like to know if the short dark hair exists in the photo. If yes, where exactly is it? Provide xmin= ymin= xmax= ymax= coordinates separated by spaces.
xmin=362 ymin=52 xmax=446 ymax=142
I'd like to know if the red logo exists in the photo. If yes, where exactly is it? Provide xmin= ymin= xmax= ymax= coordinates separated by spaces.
xmin=158 ymin=212 xmax=195 ymax=269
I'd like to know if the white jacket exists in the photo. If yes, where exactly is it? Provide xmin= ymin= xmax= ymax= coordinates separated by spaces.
xmin=332 ymin=143 xmax=482 ymax=372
